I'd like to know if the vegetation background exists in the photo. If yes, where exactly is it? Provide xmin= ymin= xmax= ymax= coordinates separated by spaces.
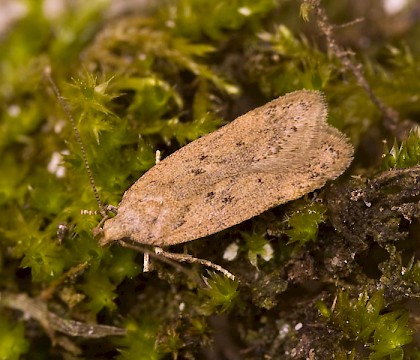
xmin=0 ymin=0 xmax=419 ymax=359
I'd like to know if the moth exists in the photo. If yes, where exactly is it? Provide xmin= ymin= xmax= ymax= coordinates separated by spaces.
xmin=99 ymin=90 xmax=353 ymax=247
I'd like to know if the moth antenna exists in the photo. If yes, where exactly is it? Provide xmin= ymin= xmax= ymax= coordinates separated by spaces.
xmin=44 ymin=67 xmax=106 ymax=218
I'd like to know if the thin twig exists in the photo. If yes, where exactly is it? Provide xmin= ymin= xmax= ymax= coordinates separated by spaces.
xmin=39 ymin=262 xmax=90 ymax=301
xmin=0 ymin=292 xmax=126 ymax=339
xmin=305 ymin=0 xmax=415 ymax=139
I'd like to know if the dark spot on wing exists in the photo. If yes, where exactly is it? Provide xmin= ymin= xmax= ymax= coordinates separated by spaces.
xmin=206 ymin=191 xmax=215 ymax=198
xmin=222 ymin=195 xmax=234 ymax=204
xmin=191 ymin=168 xmax=205 ymax=175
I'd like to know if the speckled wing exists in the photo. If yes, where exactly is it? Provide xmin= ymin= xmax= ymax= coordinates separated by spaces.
xmin=102 ymin=90 xmax=353 ymax=246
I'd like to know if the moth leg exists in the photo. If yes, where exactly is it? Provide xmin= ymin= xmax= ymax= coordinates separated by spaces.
xmin=154 ymin=247 xmax=235 ymax=280
xmin=142 ymin=150 xmax=163 ymax=273
xmin=155 ymin=150 xmax=161 ymax=164
xmin=118 ymin=241 xmax=205 ymax=281
xmin=143 ymin=252 xmax=152 ymax=273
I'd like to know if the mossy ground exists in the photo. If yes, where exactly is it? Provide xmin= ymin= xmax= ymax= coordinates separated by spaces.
xmin=1 ymin=0 xmax=420 ymax=359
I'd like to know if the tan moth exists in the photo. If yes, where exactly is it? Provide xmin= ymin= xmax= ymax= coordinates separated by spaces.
xmin=100 ymin=90 xmax=353 ymax=247
xmin=46 ymin=69 xmax=353 ymax=278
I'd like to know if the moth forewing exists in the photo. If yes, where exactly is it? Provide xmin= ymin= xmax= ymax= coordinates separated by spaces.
xmin=101 ymin=90 xmax=353 ymax=247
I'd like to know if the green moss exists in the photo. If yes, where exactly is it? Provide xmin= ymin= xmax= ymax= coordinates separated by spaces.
xmin=245 ymin=24 xmax=334 ymax=97
xmin=115 ymin=320 xmax=162 ymax=360
xmin=0 ymin=317 xmax=29 ymax=360
xmin=78 ymin=269 xmax=118 ymax=313
xmin=159 ymin=0 xmax=277 ymax=40
xmin=242 ymin=229 xmax=274 ymax=268
xmin=326 ymin=290 xmax=413 ymax=359
xmin=284 ymin=200 xmax=326 ymax=246
xmin=198 ymin=272 xmax=240 ymax=315
xmin=403 ymin=259 xmax=420 ymax=285
xmin=1 ymin=0 xmax=420 ymax=358
xmin=381 ymin=129 xmax=420 ymax=170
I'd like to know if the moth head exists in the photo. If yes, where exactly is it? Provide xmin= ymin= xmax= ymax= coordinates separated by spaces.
xmin=93 ymin=225 xmax=107 ymax=246
xmin=100 ymin=198 xmax=166 ymax=246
